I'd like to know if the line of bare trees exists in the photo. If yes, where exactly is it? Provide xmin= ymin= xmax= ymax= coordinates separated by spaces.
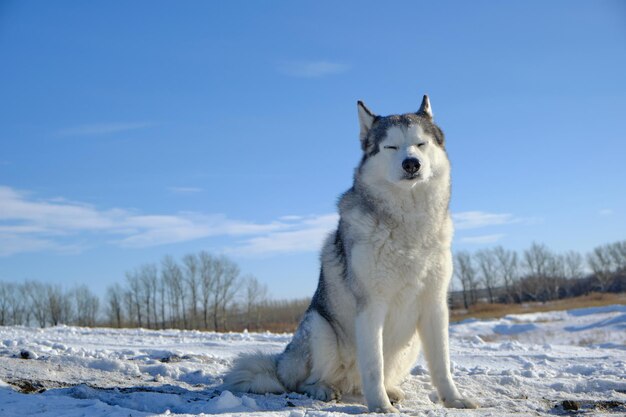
xmin=105 ymin=252 xmax=270 ymax=331
xmin=453 ymin=240 xmax=626 ymax=309
xmin=0 ymin=251 xmax=274 ymax=331
xmin=2 ymin=240 xmax=624 ymax=330
xmin=0 ymin=282 xmax=99 ymax=327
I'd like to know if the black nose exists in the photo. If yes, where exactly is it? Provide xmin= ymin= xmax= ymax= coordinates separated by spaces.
xmin=402 ymin=158 xmax=421 ymax=175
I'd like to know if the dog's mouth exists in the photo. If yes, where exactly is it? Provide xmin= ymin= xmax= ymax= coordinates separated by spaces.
xmin=402 ymin=173 xmax=421 ymax=181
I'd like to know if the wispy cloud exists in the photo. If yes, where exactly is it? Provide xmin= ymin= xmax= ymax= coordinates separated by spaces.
xmin=0 ymin=186 xmax=335 ymax=257
xmin=117 ymin=214 xmax=287 ymax=248
xmin=0 ymin=187 xmax=123 ymax=233
xmin=452 ymin=210 xmax=534 ymax=246
xmin=1 ymin=186 xmax=531 ymax=257
xmin=452 ymin=211 xmax=521 ymax=230
xmin=598 ymin=208 xmax=613 ymax=216
xmin=229 ymin=214 xmax=339 ymax=257
xmin=458 ymin=234 xmax=505 ymax=244
xmin=56 ymin=122 xmax=153 ymax=137
xmin=277 ymin=60 xmax=349 ymax=78
xmin=0 ymin=234 xmax=70 ymax=257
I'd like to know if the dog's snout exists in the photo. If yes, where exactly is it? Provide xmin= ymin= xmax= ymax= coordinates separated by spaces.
xmin=402 ymin=158 xmax=421 ymax=175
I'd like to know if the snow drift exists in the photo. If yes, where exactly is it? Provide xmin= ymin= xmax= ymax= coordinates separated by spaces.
xmin=0 ymin=305 xmax=624 ymax=416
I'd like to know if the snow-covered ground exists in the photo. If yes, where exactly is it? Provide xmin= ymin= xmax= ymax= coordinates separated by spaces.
xmin=1 ymin=304 xmax=625 ymax=416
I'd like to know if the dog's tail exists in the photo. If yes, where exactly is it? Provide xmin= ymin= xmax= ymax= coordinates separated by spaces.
xmin=220 ymin=351 xmax=286 ymax=394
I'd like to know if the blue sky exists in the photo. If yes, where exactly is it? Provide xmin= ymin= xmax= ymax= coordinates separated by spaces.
xmin=1 ymin=1 xmax=625 ymax=299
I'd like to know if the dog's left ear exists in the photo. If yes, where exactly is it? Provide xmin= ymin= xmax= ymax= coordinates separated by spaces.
xmin=417 ymin=94 xmax=433 ymax=119
xmin=357 ymin=100 xmax=376 ymax=148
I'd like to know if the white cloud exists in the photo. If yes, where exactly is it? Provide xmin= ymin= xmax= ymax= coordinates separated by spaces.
xmin=57 ymin=122 xmax=152 ymax=137
xmin=230 ymin=214 xmax=339 ymax=257
xmin=0 ymin=234 xmax=58 ymax=256
xmin=0 ymin=186 xmax=335 ymax=256
xmin=1 ymin=186 xmax=528 ymax=257
xmin=277 ymin=60 xmax=349 ymax=78
xmin=452 ymin=211 xmax=520 ymax=230
xmin=598 ymin=208 xmax=613 ymax=216
xmin=458 ymin=234 xmax=505 ymax=244
xmin=278 ymin=215 xmax=304 ymax=221
xmin=0 ymin=187 xmax=122 ymax=233
xmin=0 ymin=233 xmax=84 ymax=257
xmin=117 ymin=213 xmax=288 ymax=248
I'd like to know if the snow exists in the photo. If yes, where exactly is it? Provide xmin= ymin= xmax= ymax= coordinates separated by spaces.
xmin=1 ymin=305 xmax=625 ymax=416
xmin=450 ymin=304 xmax=626 ymax=347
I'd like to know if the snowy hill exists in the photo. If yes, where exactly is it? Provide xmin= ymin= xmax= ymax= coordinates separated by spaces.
xmin=1 ymin=305 xmax=625 ymax=416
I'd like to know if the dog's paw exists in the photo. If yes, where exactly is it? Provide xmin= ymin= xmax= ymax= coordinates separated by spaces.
xmin=443 ymin=397 xmax=479 ymax=409
xmin=302 ymin=382 xmax=340 ymax=402
xmin=385 ymin=386 xmax=405 ymax=404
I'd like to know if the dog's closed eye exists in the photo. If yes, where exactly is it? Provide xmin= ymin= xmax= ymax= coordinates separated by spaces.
xmin=384 ymin=145 xmax=398 ymax=150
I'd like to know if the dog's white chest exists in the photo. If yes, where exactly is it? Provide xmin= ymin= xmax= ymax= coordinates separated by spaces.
xmin=351 ymin=215 xmax=447 ymax=297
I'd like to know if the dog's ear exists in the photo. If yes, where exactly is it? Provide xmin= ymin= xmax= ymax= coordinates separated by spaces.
xmin=417 ymin=94 xmax=433 ymax=119
xmin=357 ymin=100 xmax=376 ymax=146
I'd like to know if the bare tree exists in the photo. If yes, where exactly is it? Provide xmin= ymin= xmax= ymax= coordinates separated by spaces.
xmin=545 ymin=253 xmax=565 ymax=300
xmin=161 ymin=258 xmax=177 ymax=328
xmin=47 ymin=284 xmax=72 ymax=326
xmin=157 ymin=273 xmax=167 ymax=328
xmin=182 ymin=254 xmax=200 ymax=329
xmin=72 ymin=285 xmax=99 ymax=327
xmin=120 ymin=290 xmax=131 ymax=326
xmin=126 ymin=270 xmax=143 ymax=327
xmin=26 ymin=281 xmax=49 ymax=327
xmin=212 ymin=256 xmax=241 ymax=331
xmin=106 ymin=283 xmax=125 ymax=327
xmin=138 ymin=264 xmax=158 ymax=329
xmin=523 ymin=242 xmax=550 ymax=278
xmin=211 ymin=257 xmax=224 ymax=331
xmin=587 ymin=244 xmax=616 ymax=292
xmin=162 ymin=256 xmax=187 ymax=329
xmin=563 ymin=250 xmax=584 ymax=280
xmin=476 ymin=249 xmax=500 ymax=303
xmin=493 ymin=246 xmax=519 ymax=303
xmin=198 ymin=251 xmax=215 ymax=330
xmin=151 ymin=267 xmax=159 ymax=328
xmin=0 ymin=283 xmax=9 ymax=325
xmin=454 ymin=251 xmax=477 ymax=309
xmin=561 ymin=250 xmax=584 ymax=297
xmin=607 ymin=241 xmax=626 ymax=275
xmin=243 ymin=275 xmax=269 ymax=330
xmin=522 ymin=242 xmax=553 ymax=301
xmin=10 ymin=284 xmax=28 ymax=325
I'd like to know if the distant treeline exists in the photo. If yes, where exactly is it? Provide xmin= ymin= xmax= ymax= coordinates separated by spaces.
xmin=0 ymin=281 xmax=99 ymax=328
xmin=0 ymin=251 xmax=309 ymax=331
xmin=451 ymin=240 xmax=626 ymax=309
xmin=0 ymin=240 xmax=624 ymax=330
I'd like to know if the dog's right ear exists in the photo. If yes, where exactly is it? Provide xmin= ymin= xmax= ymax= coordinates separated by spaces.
xmin=417 ymin=94 xmax=433 ymax=119
xmin=357 ymin=100 xmax=376 ymax=147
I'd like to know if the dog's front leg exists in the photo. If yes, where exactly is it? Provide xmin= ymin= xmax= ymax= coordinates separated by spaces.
xmin=418 ymin=297 xmax=478 ymax=409
xmin=355 ymin=302 xmax=398 ymax=413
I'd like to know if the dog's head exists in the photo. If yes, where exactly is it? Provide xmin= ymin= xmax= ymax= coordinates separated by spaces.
xmin=356 ymin=95 xmax=449 ymax=189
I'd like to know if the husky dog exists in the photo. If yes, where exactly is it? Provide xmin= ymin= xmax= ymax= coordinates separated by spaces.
xmin=222 ymin=96 xmax=478 ymax=413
